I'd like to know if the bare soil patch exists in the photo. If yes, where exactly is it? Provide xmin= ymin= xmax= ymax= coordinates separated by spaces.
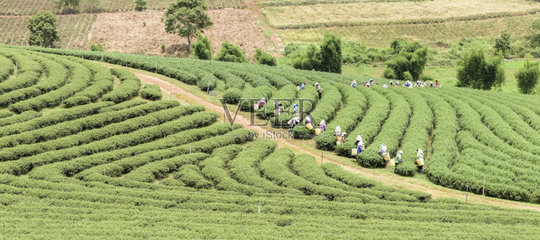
xmin=90 ymin=9 xmax=275 ymax=60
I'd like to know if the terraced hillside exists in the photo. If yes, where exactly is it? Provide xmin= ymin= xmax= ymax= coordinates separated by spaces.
xmin=0 ymin=0 xmax=245 ymax=15
xmin=1 ymin=47 xmax=540 ymax=239
xmin=23 ymin=46 xmax=540 ymax=204
xmin=0 ymin=1 xmax=268 ymax=56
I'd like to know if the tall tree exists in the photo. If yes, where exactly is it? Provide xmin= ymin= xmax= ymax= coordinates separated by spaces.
xmin=384 ymin=47 xmax=428 ymax=81
xmin=516 ymin=54 xmax=539 ymax=94
xmin=293 ymin=44 xmax=321 ymax=71
xmin=320 ymin=34 xmax=342 ymax=73
xmin=494 ymin=30 xmax=511 ymax=57
xmin=163 ymin=0 xmax=213 ymax=50
xmin=457 ymin=49 xmax=505 ymax=90
xmin=27 ymin=11 xmax=59 ymax=47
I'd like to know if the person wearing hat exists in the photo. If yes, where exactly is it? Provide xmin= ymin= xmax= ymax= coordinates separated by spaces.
xmin=416 ymin=148 xmax=424 ymax=174
xmin=395 ymin=150 xmax=403 ymax=173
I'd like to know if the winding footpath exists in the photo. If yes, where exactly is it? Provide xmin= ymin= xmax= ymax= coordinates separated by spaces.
xmin=134 ymin=72 xmax=540 ymax=213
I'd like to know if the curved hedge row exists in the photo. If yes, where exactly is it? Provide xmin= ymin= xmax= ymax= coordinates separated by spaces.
xmin=394 ymin=88 xmax=432 ymax=176
xmin=10 ymin=56 xmax=92 ymax=113
xmin=335 ymin=88 xmax=389 ymax=157
xmin=316 ymin=85 xmax=366 ymax=150
xmin=141 ymin=84 xmax=163 ymax=101
xmin=358 ymin=88 xmax=411 ymax=168
xmin=65 ymin=59 xmax=114 ymax=107
xmin=103 ymin=68 xmax=141 ymax=103
xmin=0 ymin=54 xmax=14 ymax=81
xmin=0 ymin=51 xmax=42 ymax=95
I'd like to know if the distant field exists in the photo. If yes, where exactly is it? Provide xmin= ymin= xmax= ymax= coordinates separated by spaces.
xmin=277 ymin=13 xmax=540 ymax=47
xmin=0 ymin=0 xmax=245 ymax=15
xmin=254 ymin=0 xmax=426 ymax=7
xmin=262 ymin=0 xmax=540 ymax=28
xmin=0 ymin=14 xmax=95 ymax=49
xmin=343 ymin=59 xmax=536 ymax=93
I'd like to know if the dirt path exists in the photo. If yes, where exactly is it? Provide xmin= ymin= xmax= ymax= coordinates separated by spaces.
xmin=135 ymin=72 xmax=540 ymax=213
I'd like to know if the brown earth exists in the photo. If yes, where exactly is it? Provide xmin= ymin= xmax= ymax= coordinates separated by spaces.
xmin=89 ymin=9 xmax=276 ymax=60
xmin=132 ymin=70 xmax=540 ymax=213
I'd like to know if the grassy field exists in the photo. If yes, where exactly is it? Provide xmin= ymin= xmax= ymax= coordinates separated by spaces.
xmin=262 ymin=0 xmax=540 ymax=27
xmin=342 ymin=59 xmax=536 ymax=93
xmin=259 ymin=0 xmax=540 ymax=48
xmin=277 ymin=13 xmax=540 ymax=47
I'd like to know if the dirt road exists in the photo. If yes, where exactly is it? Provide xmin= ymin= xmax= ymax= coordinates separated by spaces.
xmin=135 ymin=72 xmax=540 ymax=213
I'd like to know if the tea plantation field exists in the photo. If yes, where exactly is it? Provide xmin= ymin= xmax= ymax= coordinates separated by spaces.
xmin=0 ymin=47 xmax=539 ymax=238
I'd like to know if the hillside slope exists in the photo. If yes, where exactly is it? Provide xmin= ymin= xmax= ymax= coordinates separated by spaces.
xmin=1 ymin=46 xmax=540 ymax=239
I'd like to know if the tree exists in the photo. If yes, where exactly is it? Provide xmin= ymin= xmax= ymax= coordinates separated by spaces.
xmin=293 ymin=44 xmax=321 ymax=71
xmin=55 ymin=0 xmax=80 ymax=12
xmin=254 ymin=49 xmax=276 ymax=66
xmin=457 ymin=49 xmax=505 ymax=90
xmin=191 ymin=33 xmax=212 ymax=60
xmin=319 ymin=34 xmax=342 ymax=73
xmin=163 ymin=0 xmax=213 ymax=50
xmin=135 ymin=0 xmax=147 ymax=11
xmin=494 ymin=30 xmax=511 ymax=57
xmin=530 ymin=19 xmax=540 ymax=47
xmin=516 ymin=54 xmax=539 ymax=94
xmin=384 ymin=47 xmax=428 ymax=80
xmin=215 ymin=41 xmax=247 ymax=63
xmin=27 ymin=11 xmax=59 ymax=47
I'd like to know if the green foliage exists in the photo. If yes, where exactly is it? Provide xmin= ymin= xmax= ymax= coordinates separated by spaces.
xmin=90 ymin=42 xmax=103 ymax=51
xmin=494 ymin=30 xmax=511 ymax=57
xmin=134 ymin=0 xmax=147 ymax=11
xmin=27 ymin=11 xmax=59 ymax=47
xmin=141 ymin=84 xmax=163 ymax=100
xmin=190 ymin=33 xmax=212 ymax=60
xmin=55 ymin=0 xmax=81 ymax=10
xmin=254 ymin=49 xmax=276 ymax=66
xmin=293 ymin=44 xmax=321 ymax=71
xmin=163 ymin=0 xmax=213 ymax=49
xmin=222 ymin=88 xmax=242 ymax=104
xmin=103 ymin=68 xmax=142 ymax=103
xmin=215 ymin=41 xmax=247 ymax=63
xmin=320 ymin=34 xmax=342 ymax=73
xmin=516 ymin=54 xmax=539 ymax=94
xmin=384 ymin=46 xmax=428 ymax=80
xmin=342 ymin=41 xmax=386 ymax=64
xmin=457 ymin=49 xmax=505 ymax=90
xmin=291 ymin=34 xmax=342 ymax=73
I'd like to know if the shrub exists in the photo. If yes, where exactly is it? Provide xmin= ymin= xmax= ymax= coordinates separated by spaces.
xmin=516 ymin=54 xmax=539 ymax=94
xmin=384 ymin=47 xmax=428 ymax=81
xmin=134 ymin=0 xmax=147 ymax=11
xmin=90 ymin=42 xmax=103 ymax=51
xmin=494 ymin=30 xmax=511 ymax=57
xmin=254 ymin=49 xmax=276 ymax=66
xmin=222 ymin=88 xmax=242 ymax=104
xmin=457 ymin=49 xmax=505 ymax=90
xmin=191 ymin=33 xmax=212 ymax=60
xmin=216 ymin=41 xmax=247 ymax=63
xmin=141 ymin=84 xmax=162 ymax=100
xmin=292 ymin=126 xmax=313 ymax=139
